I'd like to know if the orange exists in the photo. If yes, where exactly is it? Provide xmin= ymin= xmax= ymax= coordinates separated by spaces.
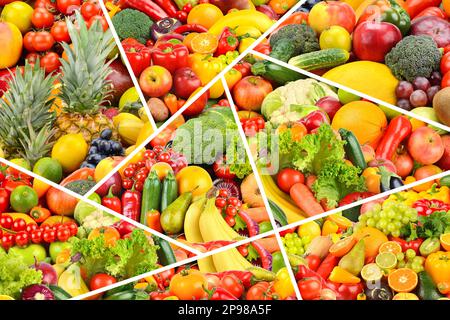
xmin=191 ymin=33 xmax=218 ymax=54
xmin=443 ymin=0 xmax=450 ymax=16
xmin=329 ymin=236 xmax=357 ymax=257
xmin=440 ymin=233 xmax=450 ymax=251
xmin=187 ymin=4 xmax=223 ymax=29
xmin=354 ymin=226 xmax=389 ymax=259
xmin=392 ymin=293 xmax=419 ymax=300
xmin=183 ymin=32 xmax=199 ymax=53
xmin=388 ymin=268 xmax=418 ymax=293
xmin=379 ymin=241 xmax=403 ymax=254
xmin=151 ymin=162 xmax=173 ymax=181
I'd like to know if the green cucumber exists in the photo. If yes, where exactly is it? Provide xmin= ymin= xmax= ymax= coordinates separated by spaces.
xmin=268 ymin=199 xmax=288 ymax=226
xmin=49 ymin=285 xmax=72 ymax=300
xmin=104 ymin=290 xmax=149 ymax=300
xmin=153 ymin=236 xmax=177 ymax=266
xmin=339 ymin=128 xmax=367 ymax=170
xmin=251 ymin=60 xmax=305 ymax=85
xmin=439 ymin=175 xmax=450 ymax=187
xmin=140 ymin=170 xmax=162 ymax=225
xmin=417 ymin=271 xmax=444 ymax=300
xmin=160 ymin=170 xmax=178 ymax=212
xmin=288 ymin=48 xmax=350 ymax=71
xmin=103 ymin=283 xmax=135 ymax=298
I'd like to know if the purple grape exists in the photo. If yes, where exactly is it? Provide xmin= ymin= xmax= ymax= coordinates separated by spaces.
xmin=397 ymin=98 xmax=412 ymax=111
xmin=395 ymin=81 xmax=414 ymax=99
xmin=412 ymin=77 xmax=431 ymax=91
xmin=430 ymin=71 xmax=442 ymax=86
xmin=427 ymin=85 xmax=440 ymax=103
xmin=409 ymin=90 xmax=428 ymax=107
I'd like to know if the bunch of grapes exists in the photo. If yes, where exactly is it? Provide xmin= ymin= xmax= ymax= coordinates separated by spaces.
xmin=358 ymin=201 xmax=418 ymax=237
xmin=281 ymin=232 xmax=311 ymax=256
xmin=395 ymin=73 xmax=441 ymax=110
xmin=396 ymin=249 xmax=425 ymax=273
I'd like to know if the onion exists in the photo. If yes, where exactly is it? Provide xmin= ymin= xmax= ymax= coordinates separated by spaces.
xmin=31 ymin=261 xmax=58 ymax=285
xmin=150 ymin=18 xmax=182 ymax=41
xmin=21 ymin=284 xmax=55 ymax=300
xmin=212 ymin=179 xmax=240 ymax=198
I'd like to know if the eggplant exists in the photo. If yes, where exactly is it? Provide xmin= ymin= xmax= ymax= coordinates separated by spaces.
xmin=380 ymin=176 xmax=404 ymax=192
xmin=365 ymin=282 xmax=393 ymax=300
xmin=21 ymin=284 xmax=55 ymax=300
xmin=150 ymin=18 xmax=182 ymax=41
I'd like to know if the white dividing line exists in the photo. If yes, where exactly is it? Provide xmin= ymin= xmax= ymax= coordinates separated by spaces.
xmin=0 ymin=157 xmax=200 ymax=256
xmin=99 ymin=0 xmax=157 ymax=131
xmin=221 ymin=76 xmax=302 ymax=300
xmin=250 ymin=50 xmax=450 ymax=133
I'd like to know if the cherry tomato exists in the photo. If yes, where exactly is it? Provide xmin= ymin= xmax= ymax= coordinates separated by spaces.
xmin=33 ymin=31 xmax=55 ymax=52
xmin=219 ymin=274 xmax=244 ymax=299
xmin=218 ymin=99 xmax=230 ymax=107
xmin=0 ymin=215 xmax=13 ymax=229
xmin=157 ymin=152 xmax=171 ymax=163
xmin=122 ymin=178 xmax=134 ymax=189
xmin=25 ymin=223 xmax=38 ymax=233
xmin=153 ymin=145 xmax=164 ymax=154
xmin=35 ymin=0 xmax=57 ymax=11
xmin=65 ymin=221 xmax=78 ymax=236
xmin=298 ymin=278 xmax=322 ymax=300
xmin=42 ymin=229 xmax=56 ymax=243
xmin=276 ymin=168 xmax=305 ymax=193
xmin=254 ymin=117 xmax=265 ymax=130
xmin=57 ymin=0 xmax=81 ymax=14
xmin=225 ymin=215 xmax=235 ymax=227
xmin=225 ymin=205 xmax=237 ymax=216
xmin=305 ymin=255 xmax=321 ymax=271
xmin=215 ymin=197 xmax=227 ymax=208
xmin=15 ymin=231 xmax=29 ymax=247
xmin=134 ymin=180 xmax=144 ymax=192
xmin=41 ymin=52 xmax=61 ymax=74
xmin=136 ymin=160 xmax=146 ymax=168
xmin=32 ymin=8 xmax=54 ymax=28
xmin=11 ymin=218 xmax=26 ymax=232
xmin=218 ymin=189 xmax=229 ymax=198
xmin=123 ymin=167 xmax=135 ymax=178
xmin=246 ymin=282 xmax=274 ymax=300
xmin=135 ymin=170 xmax=148 ymax=182
xmin=81 ymin=1 xmax=101 ymax=20
xmin=237 ymin=245 xmax=248 ymax=257
xmin=144 ymin=149 xmax=156 ymax=159
xmin=23 ymin=32 xmax=36 ymax=52
xmin=89 ymin=273 xmax=117 ymax=291
xmin=1 ymin=234 xmax=15 ymax=250
xmin=227 ymin=197 xmax=241 ymax=207
xmin=153 ymin=268 xmax=175 ymax=288
xmin=88 ymin=15 xmax=108 ymax=31
xmin=441 ymin=53 xmax=450 ymax=76
xmin=51 ymin=21 xmax=70 ymax=43
xmin=56 ymin=227 xmax=71 ymax=242
xmin=442 ymin=71 xmax=450 ymax=88
xmin=233 ymin=61 xmax=252 ymax=78
xmin=26 ymin=52 xmax=40 ymax=65
xmin=30 ymin=229 xmax=43 ymax=244
xmin=40 ymin=224 xmax=52 ymax=232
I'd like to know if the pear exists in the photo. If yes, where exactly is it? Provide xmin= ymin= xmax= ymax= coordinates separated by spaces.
xmin=338 ymin=238 xmax=365 ymax=276
xmin=160 ymin=192 xmax=193 ymax=234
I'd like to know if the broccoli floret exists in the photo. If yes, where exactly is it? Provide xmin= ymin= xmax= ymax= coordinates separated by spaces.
xmin=385 ymin=35 xmax=441 ymax=82
xmin=269 ymin=24 xmax=320 ymax=56
xmin=111 ymin=9 xmax=153 ymax=44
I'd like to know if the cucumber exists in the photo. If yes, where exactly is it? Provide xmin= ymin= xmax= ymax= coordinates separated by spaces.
xmin=49 ymin=285 xmax=72 ymax=300
xmin=103 ymin=283 xmax=135 ymax=298
xmin=288 ymin=48 xmax=350 ymax=71
xmin=268 ymin=199 xmax=288 ymax=226
xmin=339 ymin=128 xmax=367 ymax=170
xmin=153 ymin=236 xmax=177 ymax=266
xmin=140 ymin=170 xmax=161 ymax=225
xmin=439 ymin=175 xmax=450 ymax=187
xmin=104 ymin=290 xmax=149 ymax=300
xmin=417 ymin=271 xmax=444 ymax=300
xmin=160 ymin=171 xmax=178 ymax=212
xmin=251 ymin=60 xmax=305 ymax=85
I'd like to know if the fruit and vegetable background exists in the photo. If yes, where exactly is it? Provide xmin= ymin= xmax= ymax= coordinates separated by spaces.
xmin=0 ymin=163 xmax=189 ymax=300
xmin=0 ymin=0 xmax=154 ymax=190
xmin=105 ymin=0 xmax=301 ymax=126
xmin=283 ymin=180 xmax=450 ymax=300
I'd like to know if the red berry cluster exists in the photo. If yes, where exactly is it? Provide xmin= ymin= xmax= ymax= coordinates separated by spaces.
xmin=0 ymin=216 xmax=77 ymax=250
xmin=240 ymin=117 xmax=265 ymax=137
xmin=122 ymin=161 xmax=149 ymax=192
xmin=214 ymin=189 xmax=242 ymax=227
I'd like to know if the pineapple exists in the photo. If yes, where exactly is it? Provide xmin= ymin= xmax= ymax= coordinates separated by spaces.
xmin=0 ymin=63 xmax=56 ymax=166
xmin=56 ymin=13 xmax=118 ymax=144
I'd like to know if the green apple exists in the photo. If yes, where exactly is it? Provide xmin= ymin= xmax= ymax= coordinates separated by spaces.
xmin=338 ymin=88 xmax=360 ymax=104
xmin=49 ymin=242 xmax=72 ymax=263
xmin=411 ymin=107 xmax=447 ymax=134
xmin=9 ymin=244 xmax=47 ymax=265
xmin=379 ymin=105 xmax=401 ymax=120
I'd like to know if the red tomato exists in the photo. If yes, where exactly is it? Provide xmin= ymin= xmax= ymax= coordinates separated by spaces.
xmin=89 ymin=273 xmax=117 ymax=291
xmin=441 ymin=52 xmax=450 ymax=75
xmin=51 ymin=21 xmax=70 ymax=43
xmin=305 ymin=255 xmax=321 ymax=271
xmin=445 ymin=45 xmax=450 ymax=54
xmin=246 ymin=282 xmax=274 ymax=300
xmin=32 ymin=31 xmax=55 ymax=52
xmin=26 ymin=52 xmax=40 ymax=65
xmin=23 ymin=32 xmax=36 ymax=52
xmin=298 ymin=278 xmax=322 ymax=300
xmin=81 ymin=1 xmax=101 ymax=20
xmin=40 ymin=52 xmax=61 ymax=74
xmin=57 ymin=0 xmax=81 ymax=14
xmin=205 ymin=274 xmax=220 ymax=290
xmin=88 ymin=15 xmax=108 ymax=31
xmin=213 ymin=155 xmax=236 ymax=180
xmin=233 ymin=61 xmax=252 ymax=78
xmin=150 ymin=126 xmax=175 ymax=148
xmin=276 ymin=168 xmax=305 ymax=193
xmin=169 ymin=269 xmax=208 ymax=300
xmin=35 ymin=0 xmax=57 ymax=11
xmin=31 ymin=8 xmax=54 ymax=29
xmin=154 ymin=268 xmax=175 ymax=289
xmin=182 ymin=88 xmax=209 ymax=117
xmin=273 ymin=12 xmax=308 ymax=33
xmin=219 ymin=274 xmax=244 ymax=299
xmin=442 ymin=71 xmax=450 ymax=88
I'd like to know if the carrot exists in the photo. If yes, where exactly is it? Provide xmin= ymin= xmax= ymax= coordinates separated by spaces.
xmin=244 ymin=207 xmax=269 ymax=223
xmin=255 ymin=237 xmax=280 ymax=253
xmin=290 ymin=183 xmax=324 ymax=217
xmin=163 ymin=93 xmax=178 ymax=115
xmin=305 ymin=175 xmax=317 ymax=190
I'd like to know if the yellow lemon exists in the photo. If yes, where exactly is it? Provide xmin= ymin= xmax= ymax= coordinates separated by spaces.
xmin=51 ymin=134 xmax=88 ymax=173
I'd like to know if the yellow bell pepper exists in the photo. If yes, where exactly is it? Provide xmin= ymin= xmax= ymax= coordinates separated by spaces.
xmin=224 ymin=68 xmax=242 ymax=90
xmin=424 ymin=185 xmax=450 ymax=203
xmin=329 ymin=266 xmax=361 ymax=284
xmin=273 ymin=267 xmax=295 ymax=299
xmin=188 ymin=53 xmax=225 ymax=99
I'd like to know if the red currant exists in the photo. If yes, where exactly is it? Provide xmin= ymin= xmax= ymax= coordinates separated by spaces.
xmin=144 ymin=149 xmax=156 ymax=159
xmin=0 ymin=215 xmax=13 ymax=229
xmin=215 ymin=198 xmax=227 ymax=208
xmin=25 ymin=223 xmax=38 ymax=233
xmin=218 ymin=189 xmax=229 ymax=198
xmin=225 ymin=215 xmax=235 ymax=227
xmin=56 ymin=227 xmax=71 ymax=242
xmin=42 ymin=229 xmax=56 ymax=243
xmin=30 ymin=229 xmax=43 ymax=244
xmin=15 ymin=231 xmax=29 ymax=247
xmin=12 ymin=218 xmax=27 ymax=232
xmin=226 ymin=205 xmax=237 ymax=216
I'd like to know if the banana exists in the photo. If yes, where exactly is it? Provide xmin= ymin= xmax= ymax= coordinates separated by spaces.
xmin=260 ymin=172 xmax=305 ymax=223
xmin=138 ymin=107 xmax=149 ymax=122
xmin=208 ymin=10 xmax=274 ymax=36
xmin=135 ymin=121 xmax=154 ymax=146
xmin=198 ymin=256 xmax=217 ymax=273
xmin=212 ymin=247 xmax=254 ymax=272
xmin=184 ymin=196 xmax=206 ymax=243
xmin=199 ymin=198 xmax=241 ymax=242
xmin=117 ymin=118 xmax=144 ymax=145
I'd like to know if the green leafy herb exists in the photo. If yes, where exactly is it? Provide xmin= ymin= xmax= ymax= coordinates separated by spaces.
xmin=233 ymin=215 xmax=247 ymax=232
xmin=246 ymin=245 xmax=259 ymax=262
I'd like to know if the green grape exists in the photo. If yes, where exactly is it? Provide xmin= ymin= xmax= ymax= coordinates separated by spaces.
xmin=379 ymin=211 xmax=387 ymax=219
xmin=377 ymin=219 xmax=388 ymax=229
xmin=285 ymin=233 xmax=293 ymax=240
xmin=411 ymin=263 xmax=423 ymax=273
xmin=302 ymin=236 xmax=311 ymax=245
xmin=298 ymin=247 xmax=305 ymax=255
xmin=365 ymin=211 xmax=373 ymax=218
xmin=397 ymin=261 xmax=406 ymax=268
xmin=387 ymin=211 xmax=396 ymax=219
xmin=406 ymin=249 xmax=416 ymax=260
xmin=387 ymin=224 xmax=397 ymax=233
xmin=396 ymin=252 xmax=405 ymax=262
xmin=367 ymin=218 xmax=376 ymax=227
xmin=286 ymin=240 xmax=294 ymax=248
xmin=372 ymin=212 xmax=380 ymax=220
xmin=394 ymin=221 xmax=403 ymax=229
xmin=391 ymin=230 xmax=400 ymax=237
xmin=289 ymin=247 xmax=298 ymax=255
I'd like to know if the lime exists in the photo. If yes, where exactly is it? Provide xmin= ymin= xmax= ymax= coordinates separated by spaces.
xmin=361 ymin=263 xmax=383 ymax=282
xmin=10 ymin=158 xmax=31 ymax=171
xmin=10 ymin=185 xmax=38 ymax=213
xmin=376 ymin=252 xmax=398 ymax=270
xmin=338 ymin=88 xmax=360 ymax=104
xmin=33 ymin=157 xmax=63 ymax=183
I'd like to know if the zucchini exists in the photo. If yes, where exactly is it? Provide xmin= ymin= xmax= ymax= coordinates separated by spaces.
xmin=103 ymin=283 xmax=135 ymax=298
xmin=288 ymin=48 xmax=349 ymax=71
xmin=153 ymin=236 xmax=177 ymax=266
xmin=339 ymin=128 xmax=367 ymax=170
xmin=251 ymin=60 xmax=305 ymax=85
xmin=49 ymin=285 xmax=72 ymax=300
xmin=160 ymin=170 xmax=178 ymax=212
xmin=268 ymin=199 xmax=288 ymax=226
xmin=439 ymin=175 xmax=450 ymax=187
xmin=140 ymin=170 xmax=161 ymax=226
xmin=104 ymin=290 xmax=149 ymax=300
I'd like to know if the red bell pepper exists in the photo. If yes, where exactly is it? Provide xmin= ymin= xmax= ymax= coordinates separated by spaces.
xmin=390 ymin=236 xmax=424 ymax=254
xmin=405 ymin=0 xmax=442 ymax=18
xmin=173 ymin=24 xmax=208 ymax=34
xmin=375 ymin=115 xmax=412 ymax=161
xmin=339 ymin=192 xmax=375 ymax=206
xmin=211 ymin=270 xmax=254 ymax=288
xmin=0 ymin=189 xmax=9 ymax=213
xmin=413 ymin=6 xmax=447 ymax=20
xmin=254 ymin=40 xmax=271 ymax=56
xmin=2 ymin=176 xmax=32 ymax=194
xmin=316 ymin=253 xmax=339 ymax=279
xmin=121 ymin=183 xmax=141 ymax=221
xmin=102 ymin=186 xmax=122 ymax=214
xmin=124 ymin=0 xmax=168 ymax=21
xmin=151 ymin=42 xmax=189 ymax=74
xmin=412 ymin=199 xmax=450 ymax=216
xmin=121 ymin=39 xmax=152 ymax=77
xmin=215 ymin=27 xmax=239 ymax=56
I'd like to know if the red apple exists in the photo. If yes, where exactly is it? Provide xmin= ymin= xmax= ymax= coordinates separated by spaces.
xmin=256 ymin=5 xmax=279 ymax=20
xmin=173 ymin=67 xmax=202 ymax=99
xmin=237 ymin=110 xmax=262 ymax=120
xmin=436 ymin=135 xmax=450 ymax=170
xmin=139 ymin=65 xmax=172 ymax=98
xmin=106 ymin=60 xmax=134 ymax=104
xmin=182 ymin=87 xmax=209 ymax=117
xmin=232 ymin=76 xmax=273 ymax=111
xmin=315 ymin=96 xmax=342 ymax=120
xmin=393 ymin=151 xmax=414 ymax=178
xmin=308 ymin=1 xmax=356 ymax=34
xmin=408 ymin=127 xmax=444 ymax=165
xmin=414 ymin=165 xmax=442 ymax=181
xmin=368 ymin=158 xmax=397 ymax=173
xmin=300 ymin=110 xmax=330 ymax=132
xmin=353 ymin=21 xmax=402 ymax=62
xmin=361 ymin=144 xmax=375 ymax=163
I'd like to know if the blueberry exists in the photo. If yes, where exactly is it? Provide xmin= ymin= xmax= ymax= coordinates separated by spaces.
xmin=111 ymin=141 xmax=123 ymax=154
xmin=100 ymin=129 xmax=113 ymax=140
xmin=88 ymin=146 xmax=98 ymax=154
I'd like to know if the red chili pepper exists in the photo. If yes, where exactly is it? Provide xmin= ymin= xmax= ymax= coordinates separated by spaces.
xmin=153 ymin=0 xmax=178 ymax=17
xmin=375 ymin=115 xmax=412 ymax=161
xmin=121 ymin=183 xmax=141 ymax=221
xmin=113 ymin=220 xmax=136 ymax=237
xmin=233 ymin=61 xmax=252 ymax=78
xmin=215 ymin=27 xmax=239 ymax=56
xmin=0 ymin=188 xmax=9 ymax=213
xmin=151 ymin=42 xmax=189 ymax=74
xmin=173 ymin=24 xmax=208 ymax=34
xmin=124 ymin=0 xmax=168 ymax=21
xmin=175 ymin=10 xmax=188 ymax=22
xmin=316 ymin=253 xmax=339 ymax=279
xmin=405 ymin=0 xmax=442 ymax=18
xmin=208 ymin=287 xmax=238 ymax=300
xmin=338 ymin=192 xmax=375 ymax=207
xmin=250 ymin=240 xmax=273 ymax=270
xmin=412 ymin=199 xmax=450 ymax=216
xmin=102 ymin=186 xmax=122 ymax=214
xmin=121 ymin=40 xmax=152 ymax=77
xmin=237 ymin=210 xmax=259 ymax=237
xmin=413 ymin=6 xmax=447 ymax=20
xmin=390 ymin=236 xmax=424 ymax=254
